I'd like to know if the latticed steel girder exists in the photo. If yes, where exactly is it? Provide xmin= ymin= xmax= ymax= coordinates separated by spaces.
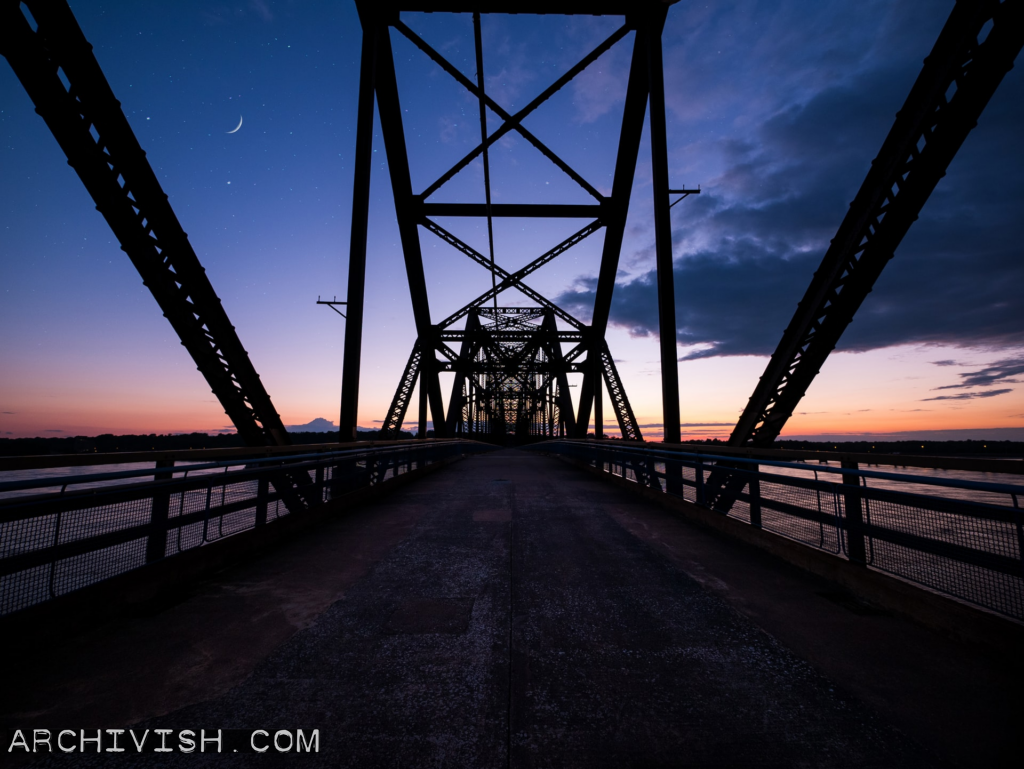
xmin=378 ymin=342 xmax=423 ymax=437
xmin=0 ymin=2 xmax=294 ymax=450
xmin=348 ymin=1 xmax=670 ymax=443
xmin=730 ymin=0 xmax=1023 ymax=450
xmin=598 ymin=342 xmax=643 ymax=443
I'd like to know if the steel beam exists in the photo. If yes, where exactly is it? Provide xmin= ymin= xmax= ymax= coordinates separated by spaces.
xmin=599 ymin=341 xmax=643 ymax=442
xmin=419 ymin=203 xmax=603 ymax=218
xmin=575 ymin=25 xmax=650 ymax=437
xmin=394 ymin=2 xmax=635 ymax=14
xmin=0 ymin=1 xmax=291 ymax=448
xmin=339 ymin=22 xmax=379 ymax=442
xmin=378 ymin=342 xmax=422 ymax=437
xmin=730 ymin=0 xmax=1023 ymax=449
xmin=472 ymin=12 xmax=499 ymax=314
xmin=373 ymin=25 xmax=447 ymax=435
xmin=445 ymin=310 xmax=483 ymax=435
xmin=542 ymin=313 xmax=577 ymax=437
xmin=646 ymin=7 xmax=681 ymax=446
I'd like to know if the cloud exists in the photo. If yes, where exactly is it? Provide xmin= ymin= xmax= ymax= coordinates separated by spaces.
xmin=921 ymin=389 xmax=1012 ymax=402
xmin=1 ymin=411 xmax=13 ymax=414
xmin=44 ymin=429 xmax=64 ymax=433
xmin=555 ymin=3 xmax=1024 ymax=360
xmin=931 ymin=356 xmax=1024 ymax=390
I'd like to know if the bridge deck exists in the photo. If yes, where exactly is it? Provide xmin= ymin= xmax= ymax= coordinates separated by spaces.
xmin=4 ymin=450 xmax=1019 ymax=767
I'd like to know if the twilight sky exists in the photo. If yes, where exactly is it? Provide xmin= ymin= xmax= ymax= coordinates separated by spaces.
xmin=1 ymin=0 xmax=1022 ymax=442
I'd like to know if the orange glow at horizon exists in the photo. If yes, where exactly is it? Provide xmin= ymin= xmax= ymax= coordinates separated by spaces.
xmin=2 ymin=343 xmax=1021 ymax=441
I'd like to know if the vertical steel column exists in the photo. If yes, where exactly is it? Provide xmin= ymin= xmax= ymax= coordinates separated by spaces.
xmin=472 ymin=12 xmax=499 ymax=313
xmin=646 ymin=14 xmax=680 ymax=447
xmin=574 ymin=30 xmax=650 ymax=437
xmin=418 ymin=370 xmax=428 ymax=438
xmin=593 ymin=350 xmax=603 ymax=439
xmin=374 ymin=28 xmax=447 ymax=435
xmin=339 ymin=21 xmax=378 ymax=443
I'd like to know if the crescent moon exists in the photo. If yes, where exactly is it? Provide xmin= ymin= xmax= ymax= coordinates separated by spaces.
xmin=226 ymin=115 xmax=243 ymax=134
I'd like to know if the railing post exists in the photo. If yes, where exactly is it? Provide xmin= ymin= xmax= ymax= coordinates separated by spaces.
xmin=748 ymin=464 xmax=762 ymax=528
xmin=315 ymin=464 xmax=324 ymax=504
xmin=695 ymin=458 xmax=705 ymax=506
xmin=255 ymin=476 xmax=269 ymax=526
xmin=664 ymin=455 xmax=683 ymax=496
xmin=145 ymin=459 xmax=174 ymax=563
xmin=841 ymin=459 xmax=866 ymax=564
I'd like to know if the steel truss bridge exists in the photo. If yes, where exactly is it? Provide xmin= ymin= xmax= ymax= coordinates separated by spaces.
xmin=2 ymin=0 xmax=1022 ymax=459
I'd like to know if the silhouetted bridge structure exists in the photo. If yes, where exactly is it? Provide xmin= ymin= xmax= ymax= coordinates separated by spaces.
xmin=2 ymin=0 xmax=1023 ymax=765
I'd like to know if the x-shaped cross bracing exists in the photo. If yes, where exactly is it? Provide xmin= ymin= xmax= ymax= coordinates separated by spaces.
xmin=395 ymin=21 xmax=628 ymax=202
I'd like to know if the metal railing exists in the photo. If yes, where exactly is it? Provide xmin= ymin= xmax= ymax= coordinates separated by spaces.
xmin=0 ymin=440 xmax=495 ymax=617
xmin=530 ymin=440 xmax=1024 ymax=621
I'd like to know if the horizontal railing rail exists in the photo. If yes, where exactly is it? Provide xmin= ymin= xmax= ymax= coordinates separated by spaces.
xmin=0 ymin=438 xmax=428 ymax=471
xmin=0 ymin=444 xmax=464 ymax=497
xmin=0 ymin=440 xmax=496 ymax=617
xmin=650 ymin=441 xmax=1024 ymax=476
xmin=530 ymin=440 xmax=1024 ymax=621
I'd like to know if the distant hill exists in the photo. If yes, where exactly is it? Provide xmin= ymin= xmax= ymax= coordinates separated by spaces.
xmin=285 ymin=417 xmax=338 ymax=432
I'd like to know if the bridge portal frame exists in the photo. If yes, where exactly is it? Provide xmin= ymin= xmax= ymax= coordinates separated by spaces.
xmin=339 ymin=0 xmax=683 ymax=443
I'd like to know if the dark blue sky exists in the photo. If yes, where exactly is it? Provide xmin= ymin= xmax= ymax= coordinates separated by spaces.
xmin=1 ymin=1 xmax=1021 ymax=440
